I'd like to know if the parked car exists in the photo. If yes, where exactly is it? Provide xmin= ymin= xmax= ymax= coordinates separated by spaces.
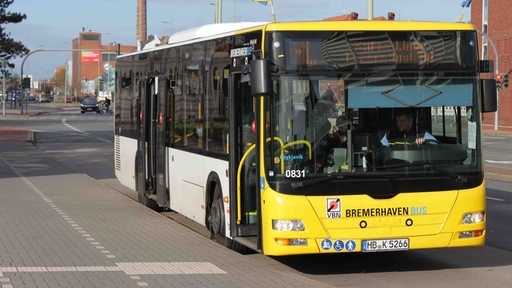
xmin=80 ymin=97 xmax=100 ymax=113
xmin=39 ymin=95 xmax=53 ymax=103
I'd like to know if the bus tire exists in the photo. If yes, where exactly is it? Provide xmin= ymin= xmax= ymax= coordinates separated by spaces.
xmin=209 ymin=184 xmax=227 ymax=246
xmin=208 ymin=183 xmax=251 ymax=254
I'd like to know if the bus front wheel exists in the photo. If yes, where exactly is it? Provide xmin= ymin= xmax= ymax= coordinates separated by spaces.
xmin=209 ymin=185 xmax=226 ymax=246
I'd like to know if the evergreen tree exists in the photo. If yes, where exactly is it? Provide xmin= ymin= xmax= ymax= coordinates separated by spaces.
xmin=0 ymin=0 xmax=29 ymax=69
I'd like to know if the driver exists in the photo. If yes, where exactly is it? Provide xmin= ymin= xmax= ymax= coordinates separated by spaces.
xmin=381 ymin=109 xmax=436 ymax=147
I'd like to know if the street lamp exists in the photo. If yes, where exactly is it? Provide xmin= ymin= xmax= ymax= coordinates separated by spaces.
xmin=210 ymin=0 xmax=222 ymax=23
xmin=64 ymin=60 xmax=70 ymax=103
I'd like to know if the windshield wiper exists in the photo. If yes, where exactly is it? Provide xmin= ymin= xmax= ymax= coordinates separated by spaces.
xmin=427 ymin=163 xmax=468 ymax=183
xmin=377 ymin=161 xmax=468 ymax=183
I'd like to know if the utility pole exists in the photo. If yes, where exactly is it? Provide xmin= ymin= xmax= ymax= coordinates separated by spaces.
xmin=64 ymin=60 xmax=69 ymax=103
xmin=2 ymin=58 xmax=6 ymax=116
xmin=215 ymin=0 xmax=223 ymax=23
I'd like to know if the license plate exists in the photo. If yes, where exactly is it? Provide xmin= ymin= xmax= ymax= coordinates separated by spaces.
xmin=362 ymin=238 xmax=409 ymax=252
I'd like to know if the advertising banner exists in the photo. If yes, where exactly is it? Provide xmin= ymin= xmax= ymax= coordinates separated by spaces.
xmin=81 ymin=51 xmax=100 ymax=63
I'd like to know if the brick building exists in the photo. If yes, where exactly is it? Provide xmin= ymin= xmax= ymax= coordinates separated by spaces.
xmin=471 ymin=0 xmax=512 ymax=128
xmin=71 ymin=31 xmax=136 ymax=99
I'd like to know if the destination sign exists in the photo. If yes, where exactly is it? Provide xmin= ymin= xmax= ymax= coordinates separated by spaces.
xmin=275 ymin=30 xmax=477 ymax=71
xmin=342 ymin=40 xmax=436 ymax=65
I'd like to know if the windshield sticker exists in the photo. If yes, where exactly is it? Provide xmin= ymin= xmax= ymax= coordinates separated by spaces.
xmin=281 ymin=154 xmax=304 ymax=161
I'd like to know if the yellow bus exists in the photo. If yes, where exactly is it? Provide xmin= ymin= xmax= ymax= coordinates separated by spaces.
xmin=114 ymin=20 xmax=497 ymax=255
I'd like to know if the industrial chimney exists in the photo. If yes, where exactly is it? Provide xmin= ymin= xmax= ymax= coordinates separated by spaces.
xmin=136 ymin=0 xmax=147 ymax=46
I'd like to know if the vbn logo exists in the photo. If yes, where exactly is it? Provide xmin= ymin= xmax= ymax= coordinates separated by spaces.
xmin=326 ymin=198 xmax=341 ymax=218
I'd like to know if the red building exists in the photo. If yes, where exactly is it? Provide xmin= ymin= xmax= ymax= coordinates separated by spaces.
xmin=472 ymin=0 xmax=512 ymax=129
xmin=71 ymin=31 xmax=136 ymax=99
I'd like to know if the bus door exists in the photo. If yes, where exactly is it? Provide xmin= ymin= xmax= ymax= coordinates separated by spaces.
xmin=136 ymin=76 xmax=167 ymax=208
xmin=229 ymin=72 xmax=260 ymax=246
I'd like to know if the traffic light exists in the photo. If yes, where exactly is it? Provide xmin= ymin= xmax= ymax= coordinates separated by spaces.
xmin=388 ymin=12 xmax=396 ymax=20
xmin=495 ymin=74 xmax=503 ymax=89
xmin=350 ymin=12 xmax=359 ymax=20
xmin=504 ymin=74 xmax=509 ymax=88
xmin=22 ymin=77 xmax=31 ymax=89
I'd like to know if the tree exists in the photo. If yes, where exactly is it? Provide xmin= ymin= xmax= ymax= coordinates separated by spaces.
xmin=52 ymin=66 xmax=66 ymax=96
xmin=0 ymin=0 xmax=29 ymax=69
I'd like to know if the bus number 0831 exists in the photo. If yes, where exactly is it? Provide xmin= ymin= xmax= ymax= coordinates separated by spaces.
xmin=285 ymin=170 xmax=306 ymax=178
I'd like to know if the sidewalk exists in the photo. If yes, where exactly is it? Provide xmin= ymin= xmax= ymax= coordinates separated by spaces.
xmin=0 ymin=138 xmax=325 ymax=288
xmin=1 ymin=103 xmax=46 ymax=119
xmin=482 ymin=124 xmax=512 ymax=136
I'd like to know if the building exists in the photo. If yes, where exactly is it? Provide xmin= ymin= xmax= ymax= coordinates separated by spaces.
xmin=472 ymin=0 xmax=512 ymax=128
xmin=71 ymin=31 xmax=136 ymax=100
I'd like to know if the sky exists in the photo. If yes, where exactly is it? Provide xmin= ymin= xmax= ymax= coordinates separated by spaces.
xmin=5 ymin=0 xmax=472 ymax=80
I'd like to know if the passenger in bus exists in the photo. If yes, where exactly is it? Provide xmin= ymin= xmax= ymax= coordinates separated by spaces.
xmin=380 ymin=109 xmax=436 ymax=147
xmin=196 ymin=120 xmax=204 ymax=148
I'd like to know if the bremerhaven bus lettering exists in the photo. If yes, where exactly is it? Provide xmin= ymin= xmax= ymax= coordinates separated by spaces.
xmin=345 ymin=206 xmax=427 ymax=218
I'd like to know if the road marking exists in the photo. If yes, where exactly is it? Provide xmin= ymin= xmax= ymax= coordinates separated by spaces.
xmin=0 ymin=262 xmax=226 ymax=275
xmin=485 ymin=160 xmax=512 ymax=164
xmin=62 ymin=119 xmax=88 ymax=134
xmin=486 ymin=196 xmax=506 ymax=202
xmin=96 ymin=137 xmax=112 ymax=143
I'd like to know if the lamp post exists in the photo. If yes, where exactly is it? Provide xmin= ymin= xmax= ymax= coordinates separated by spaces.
xmin=216 ymin=0 xmax=222 ymax=23
xmin=1 ymin=58 xmax=5 ymax=116
xmin=210 ymin=0 xmax=222 ymax=23
xmin=64 ymin=60 xmax=69 ymax=103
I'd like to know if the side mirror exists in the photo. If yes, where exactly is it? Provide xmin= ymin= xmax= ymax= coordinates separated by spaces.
xmin=250 ymin=59 xmax=271 ymax=96
xmin=481 ymin=78 xmax=497 ymax=113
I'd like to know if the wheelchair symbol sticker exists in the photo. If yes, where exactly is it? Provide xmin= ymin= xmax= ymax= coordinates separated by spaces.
xmin=333 ymin=240 xmax=344 ymax=252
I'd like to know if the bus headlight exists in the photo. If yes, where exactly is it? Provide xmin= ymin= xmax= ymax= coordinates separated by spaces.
xmin=272 ymin=220 xmax=305 ymax=231
xmin=462 ymin=212 xmax=485 ymax=224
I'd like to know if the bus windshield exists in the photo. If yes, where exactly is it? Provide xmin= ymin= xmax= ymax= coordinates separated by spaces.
xmin=264 ymin=72 xmax=481 ymax=194
xmin=265 ymin=31 xmax=482 ymax=194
